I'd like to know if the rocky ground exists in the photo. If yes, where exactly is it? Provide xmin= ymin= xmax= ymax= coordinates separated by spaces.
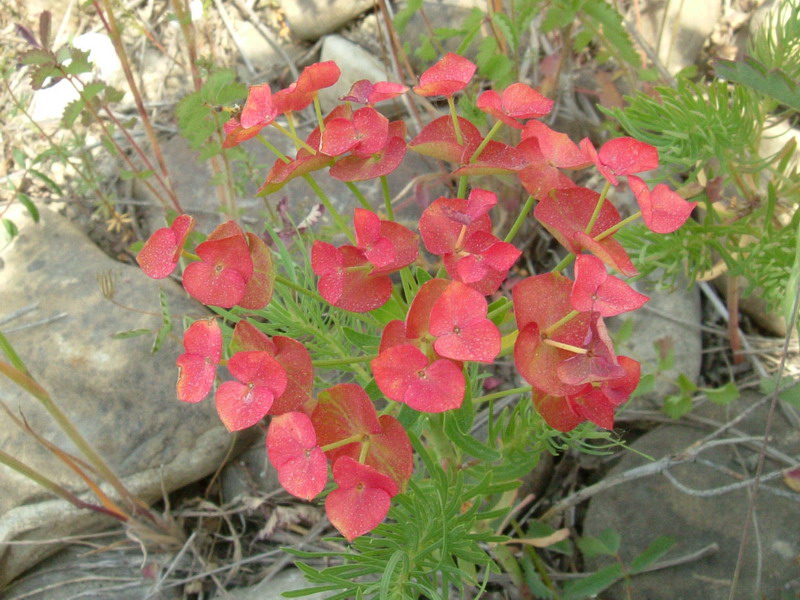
xmin=1 ymin=0 xmax=799 ymax=598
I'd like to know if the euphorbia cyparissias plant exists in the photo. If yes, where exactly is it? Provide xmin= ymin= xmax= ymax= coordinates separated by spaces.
xmin=136 ymin=52 xmax=695 ymax=542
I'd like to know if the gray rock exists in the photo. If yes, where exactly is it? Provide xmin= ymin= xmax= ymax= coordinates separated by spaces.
xmin=609 ymin=275 xmax=703 ymax=404
xmin=318 ymin=35 xmax=401 ymax=114
xmin=582 ymin=390 xmax=800 ymax=599
xmin=2 ymin=541 xmax=180 ymax=600
xmin=216 ymin=568 xmax=329 ymax=600
xmin=630 ymin=0 xmax=722 ymax=75
xmin=0 ymin=205 xmax=239 ymax=587
xmin=280 ymin=0 xmax=375 ymax=41
xmin=220 ymin=434 xmax=281 ymax=502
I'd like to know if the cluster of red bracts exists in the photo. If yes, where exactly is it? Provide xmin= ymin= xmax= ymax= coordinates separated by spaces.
xmin=135 ymin=53 xmax=697 ymax=541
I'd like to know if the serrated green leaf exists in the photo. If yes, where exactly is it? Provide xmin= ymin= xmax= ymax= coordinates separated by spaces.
xmin=20 ymin=48 xmax=55 ymax=66
xmin=663 ymin=393 xmax=692 ymax=418
xmin=2 ymin=218 xmax=19 ymax=239
xmin=394 ymin=0 xmax=423 ymax=34
xmin=715 ymin=56 xmax=800 ymax=111
xmin=491 ymin=12 xmax=518 ymax=51
xmin=151 ymin=289 xmax=172 ymax=354
xmin=112 ymin=328 xmax=152 ymax=339
xmin=676 ymin=373 xmax=698 ymax=394
xmin=629 ymin=536 xmax=675 ymax=574
xmin=29 ymin=64 xmax=60 ymax=90
xmin=61 ymin=98 xmax=85 ymax=127
xmin=82 ymin=81 xmax=106 ymax=101
xmin=28 ymin=169 xmax=62 ymax=195
xmin=581 ymin=0 xmax=641 ymax=67
xmin=562 ymin=563 xmax=623 ymax=600
xmin=704 ymin=382 xmax=739 ymax=405
xmin=119 ymin=169 xmax=154 ymax=181
xmin=632 ymin=373 xmax=655 ymax=397
xmin=198 ymin=141 xmax=222 ymax=161
xmin=15 ymin=193 xmax=40 ymax=223
xmin=104 ymin=85 xmax=125 ymax=104
xmin=64 ymin=48 xmax=93 ymax=75
xmin=12 ymin=149 xmax=27 ymax=169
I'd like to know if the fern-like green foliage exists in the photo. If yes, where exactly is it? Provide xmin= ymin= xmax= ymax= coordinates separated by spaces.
xmin=604 ymin=2 xmax=800 ymax=314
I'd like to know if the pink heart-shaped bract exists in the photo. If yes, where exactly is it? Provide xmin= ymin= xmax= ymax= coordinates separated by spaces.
xmin=628 ymin=175 xmax=697 ymax=234
xmin=408 ymin=115 xmax=482 ymax=164
xmin=266 ymin=412 xmax=327 ymax=500
xmin=445 ymin=230 xmax=521 ymax=295
xmin=330 ymin=125 xmax=407 ymax=182
xmin=571 ymin=254 xmax=648 ymax=317
xmin=340 ymin=79 xmax=409 ymax=105
xmin=176 ymin=318 xmax=222 ymax=403
xmin=372 ymin=344 xmax=465 ymax=413
xmin=580 ymin=137 xmax=659 ymax=186
xmin=273 ymin=61 xmax=341 ymax=113
xmin=419 ymin=191 xmax=495 ymax=256
xmin=521 ymin=121 xmax=591 ymax=169
xmin=311 ymin=242 xmax=393 ymax=313
xmin=321 ymin=107 xmax=389 ymax=158
xmin=182 ymin=222 xmax=254 ymax=308
xmin=215 ymin=350 xmax=288 ymax=431
xmin=413 ymin=53 xmax=476 ymax=97
xmin=310 ymin=383 xmax=381 ymax=465
xmin=556 ymin=315 xmax=625 ymax=386
xmin=476 ymin=83 xmax=554 ymax=129
xmin=325 ymin=456 xmax=398 ymax=542
xmin=137 ymin=214 xmax=194 ymax=279
xmin=596 ymin=355 xmax=641 ymax=406
xmin=515 ymin=137 xmax=578 ymax=199
xmin=534 ymin=187 xmax=637 ymax=277
xmin=429 ymin=281 xmax=500 ymax=363
xmin=230 ymin=321 xmax=314 ymax=415
xmin=533 ymin=390 xmax=584 ymax=433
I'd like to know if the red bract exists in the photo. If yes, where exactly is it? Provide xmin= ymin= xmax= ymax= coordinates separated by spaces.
xmin=371 ymin=344 xmax=464 ymax=413
xmin=452 ymin=141 xmax=528 ymax=177
xmin=515 ymin=138 xmax=578 ymax=198
xmin=176 ymin=318 xmax=222 ymax=403
xmin=330 ymin=134 xmax=407 ymax=182
xmin=556 ymin=315 xmax=624 ymax=386
xmin=408 ymin=115 xmax=482 ymax=163
xmin=182 ymin=223 xmax=254 ymax=308
xmin=413 ymin=53 xmax=476 ymax=97
xmin=312 ymin=242 xmax=392 ymax=312
xmin=513 ymin=273 xmax=594 ymax=396
xmin=326 ymin=456 xmax=398 ymax=542
xmin=444 ymin=231 xmax=521 ymax=295
xmin=266 ymin=412 xmax=327 ymax=500
xmin=571 ymin=254 xmax=648 ymax=317
xmin=239 ymin=232 xmax=275 ymax=310
xmin=534 ymin=187 xmax=637 ymax=277
xmin=223 ymin=83 xmax=278 ymax=148
xmin=215 ymin=350 xmax=288 ymax=431
xmin=521 ymin=121 xmax=592 ymax=169
xmin=321 ymin=107 xmax=389 ymax=158
xmin=428 ymin=281 xmax=500 ymax=363
xmin=310 ymin=383 xmax=381 ymax=465
xmin=476 ymin=83 xmax=553 ymax=129
xmin=580 ymin=137 xmax=659 ymax=186
xmin=137 ymin=214 xmax=194 ymax=279
xmin=341 ymin=79 xmax=408 ymax=105
xmin=419 ymin=191 xmax=494 ymax=256
xmin=628 ymin=176 xmax=696 ymax=234
xmin=273 ymin=61 xmax=341 ymax=113
xmin=230 ymin=321 xmax=314 ymax=414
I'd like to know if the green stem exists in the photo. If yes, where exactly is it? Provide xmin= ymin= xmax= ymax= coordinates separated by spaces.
xmin=256 ymin=134 xmax=291 ymax=163
xmin=457 ymin=176 xmax=468 ymax=199
xmin=447 ymin=96 xmax=463 ymax=146
xmin=551 ymin=252 xmax=575 ymax=274
xmin=504 ymin=196 xmax=536 ymax=244
xmin=302 ymin=175 xmax=356 ymax=243
xmin=542 ymin=310 xmax=579 ymax=338
xmin=469 ymin=120 xmax=504 ymax=162
xmin=381 ymin=176 xmax=394 ymax=220
xmin=473 ymin=385 xmax=532 ymax=405
xmin=346 ymin=181 xmax=372 ymax=210
xmin=313 ymin=95 xmax=326 ymax=133
xmin=312 ymin=354 xmax=376 ymax=368
xmin=275 ymin=273 xmax=325 ymax=302
xmin=0 ymin=331 xmax=29 ymax=375
xmin=584 ymin=180 xmax=612 ymax=235
xmin=320 ymin=433 xmax=366 ymax=453
xmin=271 ymin=121 xmax=316 ymax=154
xmin=595 ymin=211 xmax=641 ymax=241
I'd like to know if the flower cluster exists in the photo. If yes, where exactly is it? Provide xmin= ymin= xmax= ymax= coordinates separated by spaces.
xmin=137 ymin=53 xmax=696 ymax=541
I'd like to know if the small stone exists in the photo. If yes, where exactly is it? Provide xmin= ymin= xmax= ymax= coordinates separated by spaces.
xmin=280 ymin=0 xmax=375 ymax=41
xmin=0 ymin=204 xmax=240 ymax=586
xmin=215 ymin=568 xmax=329 ymax=600
xmin=582 ymin=390 xmax=800 ymax=599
